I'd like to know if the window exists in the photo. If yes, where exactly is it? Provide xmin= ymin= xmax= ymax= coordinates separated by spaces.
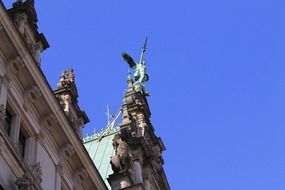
xmin=18 ymin=129 xmax=26 ymax=158
xmin=3 ymin=109 xmax=12 ymax=136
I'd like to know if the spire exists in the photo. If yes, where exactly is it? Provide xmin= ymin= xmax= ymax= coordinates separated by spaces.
xmin=108 ymin=42 xmax=169 ymax=190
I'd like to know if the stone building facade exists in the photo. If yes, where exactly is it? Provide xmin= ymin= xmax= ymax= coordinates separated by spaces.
xmin=0 ymin=1 xmax=106 ymax=189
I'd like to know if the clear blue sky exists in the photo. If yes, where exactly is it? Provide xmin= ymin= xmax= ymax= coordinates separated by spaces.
xmin=3 ymin=0 xmax=285 ymax=189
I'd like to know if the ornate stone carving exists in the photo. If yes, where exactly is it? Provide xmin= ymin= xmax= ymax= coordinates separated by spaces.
xmin=30 ymin=162 xmax=42 ymax=184
xmin=111 ymin=135 xmax=131 ymax=173
xmin=14 ymin=13 xmax=27 ymax=35
xmin=34 ymin=42 xmax=42 ymax=63
xmin=40 ymin=113 xmax=57 ymax=130
xmin=55 ymin=164 xmax=64 ymax=177
xmin=23 ymin=86 xmax=42 ymax=111
xmin=8 ymin=56 xmax=25 ymax=75
xmin=59 ymin=144 xmax=75 ymax=162
xmin=61 ymin=94 xmax=71 ymax=113
xmin=57 ymin=69 xmax=75 ymax=88
xmin=73 ymin=168 xmax=88 ymax=188
xmin=15 ymin=172 xmax=36 ymax=190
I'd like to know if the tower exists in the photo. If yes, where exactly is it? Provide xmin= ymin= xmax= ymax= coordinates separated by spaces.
xmin=108 ymin=43 xmax=170 ymax=190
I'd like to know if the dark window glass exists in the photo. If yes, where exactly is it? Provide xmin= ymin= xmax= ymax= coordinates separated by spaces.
xmin=18 ymin=129 xmax=26 ymax=158
xmin=3 ymin=109 xmax=12 ymax=135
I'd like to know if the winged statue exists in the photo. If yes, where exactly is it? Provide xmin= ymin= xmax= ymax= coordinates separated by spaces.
xmin=122 ymin=38 xmax=150 ymax=96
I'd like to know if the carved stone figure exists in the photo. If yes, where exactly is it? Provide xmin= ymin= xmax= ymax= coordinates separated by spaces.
xmin=111 ymin=136 xmax=130 ymax=173
xmin=14 ymin=13 xmax=27 ymax=35
xmin=57 ymin=69 xmax=75 ymax=88
xmin=30 ymin=162 xmax=42 ymax=183
xmin=15 ymin=172 xmax=35 ymax=190
xmin=59 ymin=143 xmax=75 ymax=162
xmin=61 ymin=94 xmax=71 ymax=113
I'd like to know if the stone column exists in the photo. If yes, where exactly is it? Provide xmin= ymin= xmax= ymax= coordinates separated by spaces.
xmin=24 ymin=137 xmax=37 ymax=164
xmin=10 ymin=115 xmax=21 ymax=145
xmin=133 ymin=161 xmax=143 ymax=184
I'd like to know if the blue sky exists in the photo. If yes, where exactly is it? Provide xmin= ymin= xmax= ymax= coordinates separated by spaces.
xmin=3 ymin=0 xmax=285 ymax=189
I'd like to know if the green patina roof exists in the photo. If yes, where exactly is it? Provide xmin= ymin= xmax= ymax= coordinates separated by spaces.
xmin=83 ymin=127 xmax=120 ymax=189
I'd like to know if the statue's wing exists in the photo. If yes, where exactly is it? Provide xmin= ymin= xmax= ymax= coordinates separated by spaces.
xmin=122 ymin=52 xmax=136 ymax=68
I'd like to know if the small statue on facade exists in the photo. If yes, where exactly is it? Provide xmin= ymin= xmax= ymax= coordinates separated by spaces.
xmin=15 ymin=172 xmax=35 ymax=190
xmin=57 ymin=69 xmax=75 ymax=88
xmin=111 ymin=135 xmax=131 ymax=173
xmin=30 ymin=162 xmax=43 ymax=183
xmin=122 ymin=37 xmax=150 ymax=96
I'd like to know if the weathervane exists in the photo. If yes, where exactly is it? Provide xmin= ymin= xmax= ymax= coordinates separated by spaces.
xmin=122 ymin=37 xmax=150 ymax=96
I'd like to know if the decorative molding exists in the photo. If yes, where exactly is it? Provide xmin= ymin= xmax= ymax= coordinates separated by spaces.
xmin=59 ymin=143 xmax=75 ymax=162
